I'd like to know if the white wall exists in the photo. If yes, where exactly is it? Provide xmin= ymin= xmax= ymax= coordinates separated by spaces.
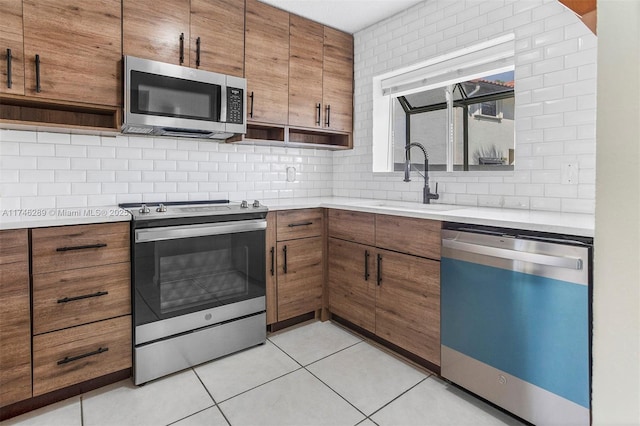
xmin=592 ymin=0 xmax=640 ymax=423
xmin=0 ymin=130 xmax=333 ymax=209
xmin=336 ymin=0 xmax=597 ymax=213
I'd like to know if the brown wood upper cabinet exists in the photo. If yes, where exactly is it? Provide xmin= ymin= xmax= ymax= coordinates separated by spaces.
xmin=322 ymin=27 xmax=353 ymax=132
xmin=0 ymin=0 xmax=25 ymax=96
xmin=245 ymin=0 xmax=290 ymax=125
xmin=2 ymin=0 xmax=121 ymax=106
xmin=123 ymin=0 xmax=244 ymax=77
xmin=288 ymin=17 xmax=353 ymax=132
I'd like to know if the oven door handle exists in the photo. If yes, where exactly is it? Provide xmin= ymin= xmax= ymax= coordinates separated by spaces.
xmin=135 ymin=219 xmax=267 ymax=243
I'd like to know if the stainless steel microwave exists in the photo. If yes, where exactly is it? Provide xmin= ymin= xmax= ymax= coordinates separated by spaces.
xmin=122 ymin=56 xmax=246 ymax=139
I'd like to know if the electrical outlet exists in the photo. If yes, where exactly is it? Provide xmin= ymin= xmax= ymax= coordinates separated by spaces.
xmin=561 ymin=162 xmax=579 ymax=184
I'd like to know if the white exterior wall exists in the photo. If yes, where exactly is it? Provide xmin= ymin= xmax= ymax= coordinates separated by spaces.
xmin=335 ymin=0 xmax=597 ymax=213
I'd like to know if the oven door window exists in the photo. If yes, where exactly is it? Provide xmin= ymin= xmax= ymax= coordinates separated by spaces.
xmin=134 ymin=230 xmax=265 ymax=326
xmin=130 ymin=71 xmax=221 ymax=121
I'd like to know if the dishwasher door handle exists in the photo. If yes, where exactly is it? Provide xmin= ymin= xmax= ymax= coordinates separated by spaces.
xmin=442 ymin=239 xmax=583 ymax=270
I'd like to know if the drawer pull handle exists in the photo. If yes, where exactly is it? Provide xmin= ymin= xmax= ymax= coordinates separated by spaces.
xmin=287 ymin=222 xmax=313 ymax=228
xmin=364 ymin=250 xmax=370 ymax=281
xmin=57 ymin=347 xmax=109 ymax=365
xmin=283 ymin=245 xmax=288 ymax=274
xmin=270 ymin=246 xmax=275 ymax=276
xmin=56 ymin=243 xmax=107 ymax=252
xmin=377 ymin=254 xmax=382 ymax=286
xmin=57 ymin=291 xmax=109 ymax=304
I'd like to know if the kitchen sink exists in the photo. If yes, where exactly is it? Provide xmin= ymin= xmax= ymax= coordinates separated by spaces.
xmin=354 ymin=200 xmax=464 ymax=212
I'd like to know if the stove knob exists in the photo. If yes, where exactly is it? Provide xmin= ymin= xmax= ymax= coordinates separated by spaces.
xmin=139 ymin=204 xmax=150 ymax=214
xmin=240 ymin=200 xmax=249 ymax=208
xmin=156 ymin=203 xmax=167 ymax=213
xmin=252 ymin=200 xmax=261 ymax=208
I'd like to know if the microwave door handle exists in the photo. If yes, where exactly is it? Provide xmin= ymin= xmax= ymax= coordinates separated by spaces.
xmin=220 ymin=85 xmax=227 ymax=123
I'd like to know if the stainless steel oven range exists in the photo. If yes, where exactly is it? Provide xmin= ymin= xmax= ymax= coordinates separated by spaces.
xmin=120 ymin=200 xmax=268 ymax=385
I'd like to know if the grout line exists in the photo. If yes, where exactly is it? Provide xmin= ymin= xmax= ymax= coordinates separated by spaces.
xmin=80 ymin=395 xmax=84 ymax=426
xmin=302 ymin=366 xmax=369 ymax=420
xmin=365 ymin=376 xmax=430 ymax=420
xmin=215 ymin=366 xmax=304 ymax=405
xmin=165 ymin=404 xmax=217 ymax=426
xmin=188 ymin=368 xmax=232 ymax=426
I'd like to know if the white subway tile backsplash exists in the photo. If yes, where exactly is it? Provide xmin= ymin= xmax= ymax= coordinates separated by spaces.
xmin=38 ymin=132 xmax=70 ymax=144
xmin=21 ymin=142 xmax=55 ymax=157
xmin=56 ymin=195 xmax=87 ymax=208
xmin=71 ymin=158 xmax=101 ymax=170
xmin=1 ymin=129 xmax=37 ymax=142
xmin=2 ymin=1 xmax=595 ymax=216
xmin=55 ymin=170 xmax=86 ymax=183
xmin=37 ymin=157 xmax=70 ymax=170
xmin=56 ymin=145 xmax=87 ymax=158
xmin=71 ymin=134 xmax=101 ymax=146
xmin=19 ymin=170 xmax=54 ymax=183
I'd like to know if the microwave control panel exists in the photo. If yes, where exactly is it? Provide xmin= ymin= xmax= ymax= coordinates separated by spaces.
xmin=226 ymin=87 xmax=244 ymax=124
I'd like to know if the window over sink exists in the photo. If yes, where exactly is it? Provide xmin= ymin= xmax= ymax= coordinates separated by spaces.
xmin=372 ymin=35 xmax=515 ymax=173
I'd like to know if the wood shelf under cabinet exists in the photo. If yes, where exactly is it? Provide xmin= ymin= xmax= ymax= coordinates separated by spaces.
xmin=0 ymin=94 xmax=120 ymax=132
xmin=228 ymin=122 xmax=351 ymax=150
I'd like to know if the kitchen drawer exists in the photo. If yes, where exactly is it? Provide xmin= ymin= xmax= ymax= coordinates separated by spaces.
xmin=375 ymin=215 xmax=441 ymax=260
xmin=32 ymin=262 xmax=131 ymax=335
xmin=32 ymin=315 xmax=131 ymax=396
xmin=328 ymin=209 xmax=375 ymax=245
xmin=32 ymin=222 xmax=130 ymax=274
xmin=276 ymin=209 xmax=323 ymax=241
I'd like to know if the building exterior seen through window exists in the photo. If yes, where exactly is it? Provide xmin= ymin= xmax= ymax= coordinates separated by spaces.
xmin=392 ymin=71 xmax=515 ymax=172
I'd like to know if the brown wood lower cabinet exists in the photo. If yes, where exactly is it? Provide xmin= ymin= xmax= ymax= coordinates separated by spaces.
xmin=0 ymin=229 xmax=31 ymax=407
xmin=375 ymin=248 xmax=440 ymax=366
xmin=328 ymin=238 xmax=376 ymax=333
xmin=32 ymin=315 xmax=131 ymax=396
xmin=276 ymin=237 xmax=323 ymax=321
xmin=327 ymin=210 xmax=442 ymax=368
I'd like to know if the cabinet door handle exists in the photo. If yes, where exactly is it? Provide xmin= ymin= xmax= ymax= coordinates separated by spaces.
xmin=179 ymin=33 xmax=185 ymax=65
xmin=56 ymin=243 xmax=107 ymax=252
xmin=249 ymin=91 xmax=254 ymax=118
xmin=283 ymin=245 xmax=288 ymax=274
xmin=316 ymin=103 xmax=321 ymax=126
xmin=6 ymin=48 xmax=12 ymax=89
xmin=376 ymin=253 xmax=382 ymax=286
xmin=364 ymin=250 xmax=370 ymax=281
xmin=270 ymin=246 xmax=275 ymax=276
xmin=57 ymin=347 xmax=109 ymax=365
xmin=35 ymin=54 xmax=41 ymax=93
xmin=57 ymin=291 xmax=108 ymax=304
xmin=195 ymin=36 xmax=201 ymax=67
xmin=287 ymin=222 xmax=313 ymax=228
xmin=325 ymin=104 xmax=331 ymax=127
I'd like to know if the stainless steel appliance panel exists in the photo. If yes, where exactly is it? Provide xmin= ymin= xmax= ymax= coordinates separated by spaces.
xmin=134 ymin=312 xmax=266 ymax=385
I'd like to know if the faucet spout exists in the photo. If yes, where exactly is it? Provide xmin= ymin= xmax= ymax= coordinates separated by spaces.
xmin=404 ymin=142 xmax=439 ymax=204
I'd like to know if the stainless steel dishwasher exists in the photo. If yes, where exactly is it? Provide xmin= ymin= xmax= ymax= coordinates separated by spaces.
xmin=441 ymin=223 xmax=592 ymax=425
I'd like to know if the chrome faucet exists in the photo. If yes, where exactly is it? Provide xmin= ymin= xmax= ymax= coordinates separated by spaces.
xmin=404 ymin=142 xmax=439 ymax=204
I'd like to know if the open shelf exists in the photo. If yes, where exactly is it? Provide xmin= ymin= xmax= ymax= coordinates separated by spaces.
xmin=0 ymin=94 xmax=120 ymax=131
xmin=227 ymin=121 xmax=352 ymax=150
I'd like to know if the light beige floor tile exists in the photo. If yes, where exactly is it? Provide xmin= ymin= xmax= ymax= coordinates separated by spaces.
xmin=194 ymin=340 xmax=300 ymax=402
xmin=219 ymin=369 xmax=365 ymax=426
xmin=356 ymin=419 xmax=378 ymax=426
xmin=307 ymin=341 xmax=427 ymax=415
xmin=170 ymin=407 xmax=228 ymax=426
xmin=81 ymin=369 xmax=213 ymax=426
xmin=269 ymin=321 xmax=362 ymax=366
xmin=371 ymin=376 xmax=525 ymax=426
xmin=1 ymin=396 xmax=81 ymax=426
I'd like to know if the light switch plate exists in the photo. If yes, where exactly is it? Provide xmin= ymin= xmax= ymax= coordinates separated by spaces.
xmin=561 ymin=162 xmax=579 ymax=184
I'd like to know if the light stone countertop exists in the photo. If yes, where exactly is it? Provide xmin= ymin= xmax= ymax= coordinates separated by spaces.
xmin=0 ymin=207 xmax=131 ymax=230
xmin=262 ymin=197 xmax=595 ymax=238
xmin=0 ymin=198 xmax=594 ymax=237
